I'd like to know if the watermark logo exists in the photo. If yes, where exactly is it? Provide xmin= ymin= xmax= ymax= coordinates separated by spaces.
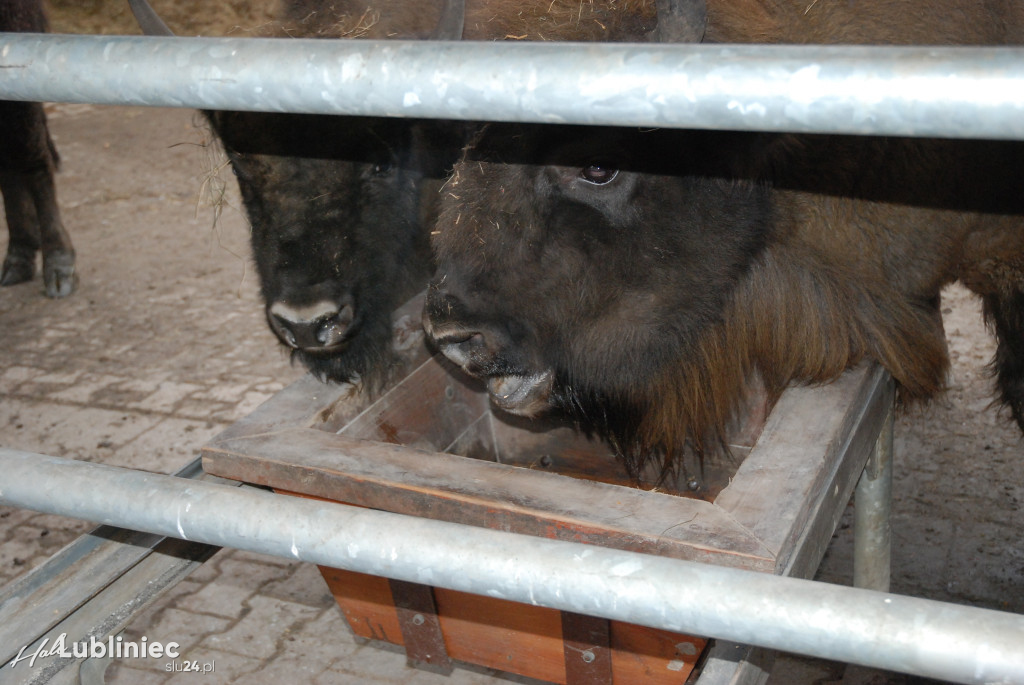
xmin=167 ymin=660 xmax=216 ymax=674
xmin=10 ymin=634 xmax=181 ymax=668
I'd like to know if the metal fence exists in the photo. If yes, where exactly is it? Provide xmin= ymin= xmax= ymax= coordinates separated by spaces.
xmin=0 ymin=34 xmax=1023 ymax=138
xmin=1 ymin=31 xmax=1023 ymax=685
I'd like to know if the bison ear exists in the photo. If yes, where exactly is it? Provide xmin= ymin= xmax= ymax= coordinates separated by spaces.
xmin=654 ymin=0 xmax=707 ymax=43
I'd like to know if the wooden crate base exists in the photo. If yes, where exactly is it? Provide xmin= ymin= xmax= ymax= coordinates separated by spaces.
xmin=320 ymin=566 xmax=706 ymax=684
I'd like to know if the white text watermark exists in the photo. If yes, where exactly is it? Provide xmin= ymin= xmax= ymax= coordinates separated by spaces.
xmin=11 ymin=634 xmax=180 ymax=669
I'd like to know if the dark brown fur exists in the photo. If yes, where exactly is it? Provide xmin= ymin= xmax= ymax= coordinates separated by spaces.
xmin=425 ymin=0 xmax=1024 ymax=479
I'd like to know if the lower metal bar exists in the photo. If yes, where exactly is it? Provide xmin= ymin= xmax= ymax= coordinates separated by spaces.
xmin=853 ymin=400 xmax=894 ymax=592
xmin=0 ymin=448 xmax=1021 ymax=685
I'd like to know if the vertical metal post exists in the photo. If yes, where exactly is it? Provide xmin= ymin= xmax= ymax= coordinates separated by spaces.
xmin=853 ymin=399 xmax=894 ymax=592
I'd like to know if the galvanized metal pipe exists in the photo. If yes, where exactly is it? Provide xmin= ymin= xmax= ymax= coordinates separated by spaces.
xmin=0 ymin=449 xmax=1021 ymax=684
xmin=1 ymin=34 xmax=1024 ymax=139
xmin=854 ymin=402 xmax=894 ymax=592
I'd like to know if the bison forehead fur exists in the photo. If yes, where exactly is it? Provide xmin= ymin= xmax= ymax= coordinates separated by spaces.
xmin=428 ymin=121 xmax=1024 ymax=477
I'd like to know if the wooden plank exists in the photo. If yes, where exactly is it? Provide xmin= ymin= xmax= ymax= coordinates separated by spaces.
xmin=435 ymin=589 xmax=566 ymax=683
xmin=713 ymin=363 xmax=885 ymax=570
xmin=780 ymin=370 xmax=895 ymax=579
xmin=322 ymin=565 xmax=710 ymax=685
xmin=320 ymin=567 xmax=403 ymax=644
xmin=609 ymin=625 xmax=706 ymax=684
xmin=204 ymin=428 xmax=776 ymax=570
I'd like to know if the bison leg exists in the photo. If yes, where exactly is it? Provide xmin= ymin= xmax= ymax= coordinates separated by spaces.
xmin=984 ymin=291 xmax=1024 ymax=431
xmin=0 ymin=169 xmax=41 ymax=287
xmin=0 ymin=105 xmax=76 ymax=298
xmin=0 ymin=167 xmax=76 ymax=297
xmin=27 ymin=162 xmax=76 ymax=298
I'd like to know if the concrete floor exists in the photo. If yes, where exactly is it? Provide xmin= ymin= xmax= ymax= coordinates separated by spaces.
xmin=1 ymin=103 xmax=1022 ymax=684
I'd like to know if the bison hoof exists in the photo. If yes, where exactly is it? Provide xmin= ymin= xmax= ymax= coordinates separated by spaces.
xmin=0 ymin=251 xmax=35 ymax=287
xmin=42 ymin=250 xmax=77 ymax=298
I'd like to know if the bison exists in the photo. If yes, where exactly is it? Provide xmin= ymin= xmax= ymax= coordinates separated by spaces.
xmin=424 ymin=0 xmax=1024 ymax=481
xmin=130 ymin=0 xmax=465 ymax=388
xmin=0 ymin=0 xmax=76 ymax=298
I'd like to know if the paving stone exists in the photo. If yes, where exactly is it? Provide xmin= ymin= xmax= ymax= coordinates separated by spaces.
xmin=105 ymin=664 xmax=171 ymax=685
xmin=175 ymin=578 xmax=255 ymax=620
xmin=231 ymin=655 xmax=332 ymax=684
xmin=131 ymin=607 xmax=234 ymax=663
xmin=107 ymin=417 xmax=226 ymax=473
xmin=767 ymin=653 xmax=843 ymax=684
xmin=0 ymin=506 xmax=43 ymax=531
xmin=47 ymin=372 xmax=131 ymax=404
xmin=330 ymin=642 xmax=412 ymax=682
xmin=214 ymin=554 xmax=297 ymax=592
xmin=129 ymin=380 xmax=205 ymax=413
xmin=213 ymin=391 xmax=278 ymax=422
xmin=281 ymin=607 xmax=361 ymax=666
xmin=204 ymin=595 xmax=321 ymax=659
xmin=0 ymin=398 xmax=155 ymax=460
xmin=0 ymin=365 xmax=44 ymax=392
xmin=260 ymin=562 xmax=337 ymax=608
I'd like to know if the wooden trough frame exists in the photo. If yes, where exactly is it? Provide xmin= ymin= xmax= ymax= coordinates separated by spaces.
xmin=201 ymin=294 xmax=896 ymax=685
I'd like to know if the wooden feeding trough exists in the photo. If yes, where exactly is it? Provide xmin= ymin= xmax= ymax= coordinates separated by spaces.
xmin=202 ymin=295 xmax=895 ymax=685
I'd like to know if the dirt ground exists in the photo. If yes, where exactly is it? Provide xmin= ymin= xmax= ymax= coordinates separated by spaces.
xmin=0 ymin=2 xmax=1021 ymax=684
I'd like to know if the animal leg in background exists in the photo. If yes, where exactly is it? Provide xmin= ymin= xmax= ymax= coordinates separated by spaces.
xmin=0 ymin=1 xmax=76 ymax=299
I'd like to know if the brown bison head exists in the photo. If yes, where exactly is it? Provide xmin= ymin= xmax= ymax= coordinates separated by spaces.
xmin=424 ymin=124 xmax=772 ymax=474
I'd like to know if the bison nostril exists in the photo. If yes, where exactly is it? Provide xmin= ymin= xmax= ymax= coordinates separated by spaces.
xmin=435 ymin=330 xmax=486 ymax=368
xmin=447 ymin=331 xmax=482 ymax=347
xmin=316 ymin=304 xmax=354 ymax=347
xmin=278 ymin=327 xmax=299 ymax=349
xmin=315 ymin=319 xmax=346 ymax=347
xmin=268 ymin=300 xmax=353 ymax=351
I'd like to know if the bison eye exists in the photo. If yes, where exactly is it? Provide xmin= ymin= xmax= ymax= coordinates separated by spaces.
xmin=579 ymin=164 xmax=618 ymax=185
xmin=371 ymin=160 xmax=394 ymax=177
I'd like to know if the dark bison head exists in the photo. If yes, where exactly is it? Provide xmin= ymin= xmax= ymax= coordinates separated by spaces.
xmin=211 ymin=111 xmax=442 ymax=386
xmin=424 ymin=123 xmax=772 ymax=474
xmin=128 ymin=0 xmax=467 ymax=388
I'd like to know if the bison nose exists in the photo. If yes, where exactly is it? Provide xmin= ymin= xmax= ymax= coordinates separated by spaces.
xmin=432 ymin=330 xmax=488 ymax=370
xmin=267 ymin=300 xmax=354 ymax=351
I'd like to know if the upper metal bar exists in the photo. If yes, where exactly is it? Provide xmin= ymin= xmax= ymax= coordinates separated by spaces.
xmin=0 ymin=448 xmax=1021 ymax=685
xmin=1 ymin=33 xmax=1023 ymax=139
